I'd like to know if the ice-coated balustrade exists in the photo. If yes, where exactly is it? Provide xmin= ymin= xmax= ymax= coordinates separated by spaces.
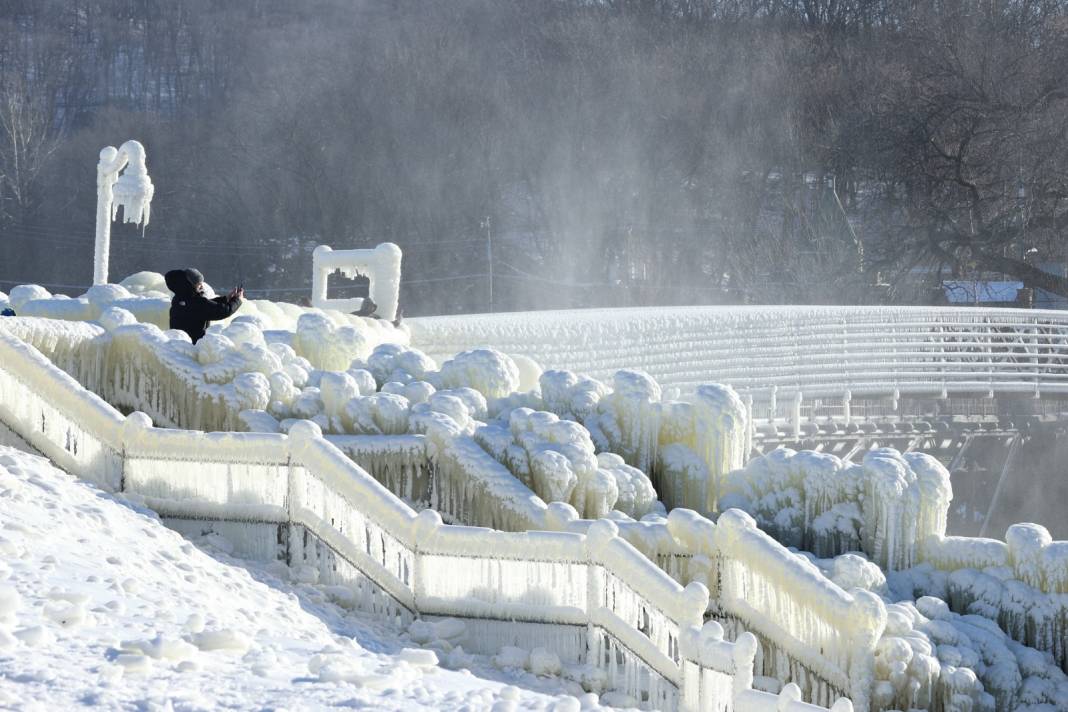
xmin=0 ymin=326 xmax=861 ymax=712
xmin=409 ymin=306 xmax=1068 ymax=405
xmin=422 ymin=425 xmax=884 ymax=710
xmin=0 ymin=310 xmax=406 ymax=433
xmin=6 ymin=275 xmax=391 ymax=334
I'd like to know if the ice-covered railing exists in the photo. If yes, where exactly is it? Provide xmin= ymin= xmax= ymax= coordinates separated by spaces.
xmin=711 ymin=510 xmax=885 ymax=711
xmin=0 ymin=327 xmax=861 ymax=711
xmin=418 ymin=426 xmax=884 ymax=710
xmin=922 ymin=524 xmax=1068 ymax=594
xmin=408 ymin=306 xmax=1068 ymax=405
xmin=0 ymin=309 xmax=406 ymax=432
xmin=0 ymin=316 xmax=110 ymax=390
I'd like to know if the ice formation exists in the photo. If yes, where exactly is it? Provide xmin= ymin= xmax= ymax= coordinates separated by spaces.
xmin=720 ymin=447 xmax=952 ymax=570
xmin=535 ymin=368 xmax=749 ymax=515
xmin=472 ymin=407 xmax=661 ymax=520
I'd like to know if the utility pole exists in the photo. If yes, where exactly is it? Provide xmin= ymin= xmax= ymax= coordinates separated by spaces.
xmin=483 ymin=216 xmax=494 ymax=312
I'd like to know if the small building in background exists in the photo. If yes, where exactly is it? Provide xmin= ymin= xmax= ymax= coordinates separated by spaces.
xmin=942 ymin=280 xmax=1027 ymax=307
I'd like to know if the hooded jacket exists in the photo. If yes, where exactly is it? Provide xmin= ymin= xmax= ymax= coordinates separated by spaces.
xmin=164 ymin=268 xmax=242 ymax=343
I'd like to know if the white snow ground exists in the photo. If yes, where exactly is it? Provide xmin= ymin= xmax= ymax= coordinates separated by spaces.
xmin=0 ymin=446 xmax=619 ymax=711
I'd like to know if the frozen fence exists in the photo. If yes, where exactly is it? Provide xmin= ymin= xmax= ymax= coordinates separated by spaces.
xmin=0 ymin=327 xmax=861 ymax=711
xmin=409 ymin=305 xmax=1068 ymax=401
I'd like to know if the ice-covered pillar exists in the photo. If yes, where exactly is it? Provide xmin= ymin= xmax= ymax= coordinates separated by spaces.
xmin=411 ymin=509 xmax=443 ymax=610
xmin=94 ymin=140 xmax=153 ymax=285
xmin=791 ymin=391 xmax=803 ymax=440
xmin=843 ymin=390 xmax=852 ymax=426
xmin=284 ymin=419 xmax=323 ymax=566
xmin=742 ymin=392 xmax=754 ymax=456
xmin=847 ymin=589 xmax=886 ymax=712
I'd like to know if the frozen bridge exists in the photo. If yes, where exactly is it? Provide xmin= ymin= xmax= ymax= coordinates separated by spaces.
xmin=410 ymin=305 xmax=1068 ymax=424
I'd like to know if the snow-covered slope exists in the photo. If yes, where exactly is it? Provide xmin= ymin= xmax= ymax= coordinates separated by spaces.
xmin=0 ymin=447 xmax=617 ymax=711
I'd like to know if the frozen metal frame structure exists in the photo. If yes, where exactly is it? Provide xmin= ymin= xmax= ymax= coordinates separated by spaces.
xmin=312 ymin=243 xmax=402 ymax=320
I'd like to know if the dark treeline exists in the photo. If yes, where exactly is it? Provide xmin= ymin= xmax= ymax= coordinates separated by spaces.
xmin=2 ymin=0 xmax=1067 ymax=314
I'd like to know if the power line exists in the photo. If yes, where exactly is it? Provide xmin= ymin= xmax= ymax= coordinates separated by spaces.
xmin=0 ymin=278 xmax=91 ymax=290
xmin=245 ymin=272 xmax=490 ymax=294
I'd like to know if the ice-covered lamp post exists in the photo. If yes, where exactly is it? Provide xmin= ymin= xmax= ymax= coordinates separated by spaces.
xmin=94 ymin=140 xmax=154 ymax=285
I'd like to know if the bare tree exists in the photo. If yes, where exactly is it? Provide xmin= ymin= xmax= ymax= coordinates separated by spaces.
xmin=0 ymin=75 xmax=59 ymax=225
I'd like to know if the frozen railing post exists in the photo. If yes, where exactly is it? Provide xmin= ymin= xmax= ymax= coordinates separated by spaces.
xmin=95 ymin=140 xmax=154 ymax=285
xmin=312 ymin=243 xmax=403 ymax=320
xmin=680 ymin=622 xmax=758 ymax=712
xmin=411 ymin=508 xmax=444 ymax=608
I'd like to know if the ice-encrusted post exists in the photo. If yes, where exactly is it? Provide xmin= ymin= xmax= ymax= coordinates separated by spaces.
xmin=411 ymin=508 xmax=443 ymax=608
xmin=284 ymin=419 xmax=323 ymax=566
xmin=94 ymin=140 xmax=154 ymax=285
xmin=119 ymin=410 xmax=153 ymax=492
xmin=792 ymin=391 xmax=803 ymax=440
xmin=847 ymin=589 xmax=886 ymax=712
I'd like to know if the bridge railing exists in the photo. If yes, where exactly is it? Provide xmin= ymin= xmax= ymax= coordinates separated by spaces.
xmin=408 ymin=306 xmax=1068 ymax=402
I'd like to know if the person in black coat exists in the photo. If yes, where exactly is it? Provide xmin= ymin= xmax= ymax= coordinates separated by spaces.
xmin=164 ymin=268 xmax=244 ymax=343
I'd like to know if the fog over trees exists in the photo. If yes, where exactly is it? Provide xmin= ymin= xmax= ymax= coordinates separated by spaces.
xmin=2 ymin=0 xmax=1067 ymax=315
